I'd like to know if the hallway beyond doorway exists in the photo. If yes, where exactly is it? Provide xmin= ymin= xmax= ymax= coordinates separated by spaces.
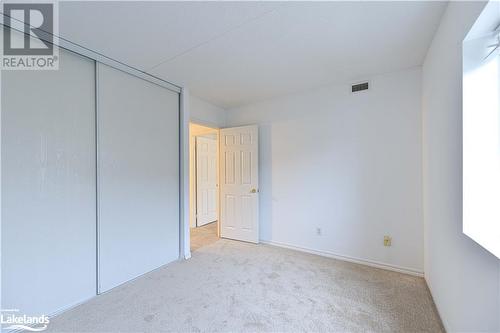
xmin=190 ymin=222 xmax=218 ymax=252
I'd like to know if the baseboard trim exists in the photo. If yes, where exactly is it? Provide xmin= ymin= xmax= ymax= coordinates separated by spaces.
xmin=260 ymin=240 xmax=424 ymax=277
xmin=48 ymin=295 xmax=96 ymax=318
xmin=31 ymin=257 xmax=182 ymax=333
xmin=4 ymin=295 xmax=98 ymax=333
xmin=0 ymin=295 xmax=96 ymax=333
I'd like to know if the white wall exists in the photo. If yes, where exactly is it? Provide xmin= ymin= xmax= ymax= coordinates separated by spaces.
xmin=226 ymin=68 xmax=424 ymax=273
xmin=422 ymin=1 xmax=500 ymax=332
xmin=190 ymin=94 xmax=226 ymax=127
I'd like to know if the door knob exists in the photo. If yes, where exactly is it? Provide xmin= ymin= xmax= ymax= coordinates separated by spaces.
xmin=251 ymin=188 xmax=258 ymax=193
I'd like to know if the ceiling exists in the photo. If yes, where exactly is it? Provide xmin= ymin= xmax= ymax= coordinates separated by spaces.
xmin=60 ymin=1 xmax=447 ymax=109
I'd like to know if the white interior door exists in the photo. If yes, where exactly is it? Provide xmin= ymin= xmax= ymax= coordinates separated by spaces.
xmin=196 ymin=136 xmax=218 ymax=226
xmin=220 ymin=125 xmax=259 ymax=243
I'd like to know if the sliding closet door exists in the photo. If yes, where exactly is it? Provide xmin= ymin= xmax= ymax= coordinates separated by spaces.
xmin=1 ymin=49 xmax=97 ymax=315
xmin=97 ymin=64 xmax=179 ymax=292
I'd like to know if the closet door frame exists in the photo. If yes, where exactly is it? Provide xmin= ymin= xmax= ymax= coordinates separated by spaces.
xmin=1 ymin=20 xmax=187 ymax=304
xmin=0 ymin=19 xmax=181 ymax=93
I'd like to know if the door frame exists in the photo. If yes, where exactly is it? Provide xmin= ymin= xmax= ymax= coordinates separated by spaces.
xmin=182 ymin=118 xmax=221 ymax=258
xmin=190 ymin=122 xmax=220 ymax=230
xmin=181 ymin=119 xmax=260 ymax=259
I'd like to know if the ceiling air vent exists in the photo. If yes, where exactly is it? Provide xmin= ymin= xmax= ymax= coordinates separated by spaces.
xmin=351 ymin=82 xmax=369 ymax=93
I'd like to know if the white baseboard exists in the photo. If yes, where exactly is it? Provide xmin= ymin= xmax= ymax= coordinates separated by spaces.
xmin=260 ymin=240 xmax=424 ymax=277
xmin=49 ymin=295 xmax=96 ymax=318
xmin=3 ymin=295 xmax=98 ymax=333
xmin=37 ymin=258 xmax=182 ymax=331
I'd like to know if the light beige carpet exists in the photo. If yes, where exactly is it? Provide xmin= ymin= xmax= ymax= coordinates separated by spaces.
xmin=190 ymin=222 xmax=219 ymax=252
xmin=47 ymin=239 xmax=443 ymax=332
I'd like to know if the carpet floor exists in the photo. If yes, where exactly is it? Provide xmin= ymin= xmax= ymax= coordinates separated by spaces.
xmin=47 ymin=239 xmax=443 ymax=332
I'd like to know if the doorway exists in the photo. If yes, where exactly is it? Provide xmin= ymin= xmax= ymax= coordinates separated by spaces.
xmin=189 ymin=123 xmax=220 ymax=252
xmin=186 ymin=123 xmax=260 ymax=254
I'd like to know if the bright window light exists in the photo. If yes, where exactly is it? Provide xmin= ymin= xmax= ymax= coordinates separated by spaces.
xmin=462 ymin=1 xmax=500 ymax=259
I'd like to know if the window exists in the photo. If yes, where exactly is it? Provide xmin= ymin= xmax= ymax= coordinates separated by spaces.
xmin=462 ymin=0 xmax=500 ymax=259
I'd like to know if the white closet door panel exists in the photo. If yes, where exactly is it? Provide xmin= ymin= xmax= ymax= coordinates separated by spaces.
xmin=1 ymin=49 xmax=96 ymax=315
xmin=97 ymin=64 xmax=179 ymax=292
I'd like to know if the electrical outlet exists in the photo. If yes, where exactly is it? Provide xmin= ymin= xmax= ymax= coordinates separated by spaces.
xmin=384 ymin=236 xmax=392 ymax=247
xmin=316 ymin=227 xmax=322 ymax=236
